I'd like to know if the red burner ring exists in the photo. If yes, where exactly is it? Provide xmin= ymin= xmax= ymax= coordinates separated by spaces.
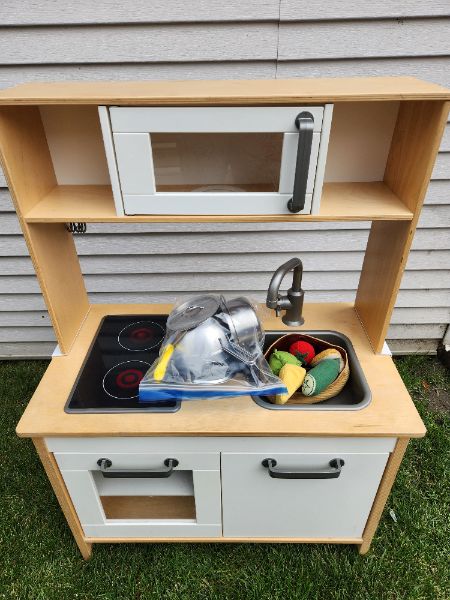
xmin=115 ymin=368 xmax=144 ymax=389
xmin=130 ymin=327 xmax=153 ymax=341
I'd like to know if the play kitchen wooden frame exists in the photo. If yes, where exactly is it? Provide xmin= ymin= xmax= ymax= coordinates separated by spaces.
xmin=0 ymin=78 xmax=448 ymax=559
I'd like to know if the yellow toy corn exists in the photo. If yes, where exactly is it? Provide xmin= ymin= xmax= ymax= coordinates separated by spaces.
xmin=274 ymin=363 xmax=306 ymax=405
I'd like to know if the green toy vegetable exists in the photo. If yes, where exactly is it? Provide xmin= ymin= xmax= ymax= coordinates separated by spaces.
xmin=301 ymin=358 xmax=340 ymax=396
xmin=269 ymin=350 xmax=301 ymax=376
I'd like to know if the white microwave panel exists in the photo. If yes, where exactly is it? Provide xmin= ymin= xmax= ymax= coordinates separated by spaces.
xmin=100 ymin=105 xmax=332 ymax=216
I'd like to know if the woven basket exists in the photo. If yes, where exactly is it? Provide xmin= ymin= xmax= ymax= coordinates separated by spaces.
xmin=264 ymin=333 xmax=350 ymax=405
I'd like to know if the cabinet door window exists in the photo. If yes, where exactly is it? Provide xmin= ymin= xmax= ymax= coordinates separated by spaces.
xmin=151 ymin=133 xmax=284 ymax=193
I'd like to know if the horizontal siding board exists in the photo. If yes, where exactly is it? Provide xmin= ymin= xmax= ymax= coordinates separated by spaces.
xmin=417 ymin=204 xmax=450 ymax=227
xmin=0 ymin=189 xmax=12 ymax=209
xmin=390 ymin=307 xmax=450 ymax=324
xmin=0 ymin=311 xmax=50 ymax=326
xmin=1 ymin=228 xmax=449 ymax=256
xmin=424 ymin=180 xmax=450 ymax=204
xmin=1 ymin=305 xmax=447 ymax=328
xmin=278 ymin=19 xmax=450 ymax=61
xmin=0 ymin=1 xmax=280 ymax=25
xmin=432 ymin=153 xmax=450 ymax=180
xmin=0 ymin=322 xmax=446 ymax=344
xmin=0 ymin=62 xmax=277 ymax=91
xmin=0 ymin=57 xmax=448 ymax=92
xmin=276 ymin=56 xmax=450 ymax=88
xmin=0 ymin=24 xmax=279 ymax=64
xmin=441 ymin=124 xmax=450 ymax=151
xmin=280 ymin=1 xmax=450 ymax=20
xmin=0 ymin=342 xmax=55 ymax=357
xmin=0 ymin=288 xmax=449 ymax=312
xmin=0 ymin=20 xmax=446 ymax=65
xmin=1 ymin=249 xmax=449 ymax=275
xmin=1 ymin=270 xmax=447 ymax=294
xmin=0 ymin=326 xmax=55 ymax=342
xmin=388 ymin=339 xmax=440 ymax=354
xmin=6 ymin=1 xmax=447 ymax=26
xmin=387 ymin=323 xmax=446 ymax=339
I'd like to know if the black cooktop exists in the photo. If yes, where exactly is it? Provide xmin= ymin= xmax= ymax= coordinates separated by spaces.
xmin=65 ymin=315 xmax=180 ymax=413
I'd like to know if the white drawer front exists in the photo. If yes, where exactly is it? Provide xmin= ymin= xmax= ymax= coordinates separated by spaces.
xmin=222 ymin=451 xmax=389 ymax=538
xmin=57 ymin=451 xmax=222 ymax=539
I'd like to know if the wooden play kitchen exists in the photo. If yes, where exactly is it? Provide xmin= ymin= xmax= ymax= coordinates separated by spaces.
xmin=0 ymin=77 xmax=448 ymax=559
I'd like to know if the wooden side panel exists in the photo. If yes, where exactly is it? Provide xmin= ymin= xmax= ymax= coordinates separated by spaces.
xmin=384 ymin=101 xmax=450 ymax=212
xmin=26 ymin=223 xmax=90 ymax=353
xmin=359 ymin=438 xmax=409 ymax=554
xmin=0 ymin=106 xmax=56 ymax=213
xmin=355 ymin=100 xmax=450 ymax=352
xmin=33 ymin=438 xmax=92 ymax=559
xmin=0 ymin=106 xmax=89 ymax=353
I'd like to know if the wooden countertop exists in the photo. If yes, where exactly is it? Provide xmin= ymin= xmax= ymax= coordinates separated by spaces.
xmin=1 ymin=77 xmax=449 ymax=106
xmin=16 ymin=303 xmax=426 ymax=439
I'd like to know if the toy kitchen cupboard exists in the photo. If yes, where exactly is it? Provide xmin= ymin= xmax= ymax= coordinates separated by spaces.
xmin=0 ymin=78 xmax=448 ymax=559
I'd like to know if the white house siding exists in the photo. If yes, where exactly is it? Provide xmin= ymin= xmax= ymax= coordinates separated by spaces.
xmin=0 ymin=1 xmax=448 ymax=357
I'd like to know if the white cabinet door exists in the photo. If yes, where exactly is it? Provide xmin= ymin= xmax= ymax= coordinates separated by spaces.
xmin=55 ymin=451 xmax=222 ymax=538
xmin=101 ymin=105 xmax=332 ymax=216
xmin=221 ymin=451 xmax=389 ymax=539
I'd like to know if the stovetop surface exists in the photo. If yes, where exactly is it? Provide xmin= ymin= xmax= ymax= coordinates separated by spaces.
xmin=65 ymin=315 xmax=180 ymax=413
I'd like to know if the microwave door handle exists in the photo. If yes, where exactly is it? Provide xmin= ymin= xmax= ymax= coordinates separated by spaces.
xmin=287 ymin=111 xmax=315 ymax=214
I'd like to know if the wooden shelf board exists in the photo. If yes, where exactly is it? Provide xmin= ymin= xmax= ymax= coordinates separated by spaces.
xmin=16 ymin=302 xmax=426 ymax=439
xmin=25 ymin=182 xmax=413 ymax=223
xmin=1 ymin=77 xmax=449 ymax=106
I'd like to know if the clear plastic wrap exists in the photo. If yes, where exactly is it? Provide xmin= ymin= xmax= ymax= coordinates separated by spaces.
xmin=139 ymin=295 xmax=287 ymax=402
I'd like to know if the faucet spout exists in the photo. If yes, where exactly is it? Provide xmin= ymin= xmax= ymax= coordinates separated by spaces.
xmin=266 ymin=258 xmax=305 ymax=326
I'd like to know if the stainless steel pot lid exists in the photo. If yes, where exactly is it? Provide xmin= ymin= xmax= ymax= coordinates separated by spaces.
xmin=167 ymin=295 xmax=221 ymax=331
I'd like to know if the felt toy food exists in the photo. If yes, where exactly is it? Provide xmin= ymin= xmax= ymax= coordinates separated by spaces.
xmin=274 ymin=363 xmax=306 ymax=405
xmin=310 ymin=348 xmax=344 ymax=372
xmin=288 ymin=340 xmax=316 ymax=365
xmin=269 ymin=350 xmax=301 ymax=376
xmin=301 ymin=358 xmax=340 ymax=397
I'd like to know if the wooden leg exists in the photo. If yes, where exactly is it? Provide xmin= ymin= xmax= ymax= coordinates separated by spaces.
xmin=359 ymin=437 xmax=409 ymax=555
xmin=33 ymin=438 xmax=93 ymax=560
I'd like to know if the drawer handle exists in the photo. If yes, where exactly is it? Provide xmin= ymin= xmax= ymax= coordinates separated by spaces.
xmin=287 ymin=111 xmax=314 ymax=214
xmin=96 ymin=457 xmax=179 ymax=478
xmin=261 ymin=458 xmax=345 ymax=479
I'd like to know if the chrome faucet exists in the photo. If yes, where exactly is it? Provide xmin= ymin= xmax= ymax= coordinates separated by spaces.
xmin=266 ymin=258 xmax=305 ymax=326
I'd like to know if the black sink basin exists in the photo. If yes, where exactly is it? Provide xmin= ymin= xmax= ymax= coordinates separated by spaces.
xmin=254 ymin=330 xmax=371 ymax=411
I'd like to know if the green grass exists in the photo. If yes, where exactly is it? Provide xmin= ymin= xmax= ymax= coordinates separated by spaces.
xmin=0 ymin=356 xmax=449 ymax=600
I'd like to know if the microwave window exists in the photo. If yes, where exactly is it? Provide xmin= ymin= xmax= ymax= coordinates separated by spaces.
xmin=150 ymin=133 xmax=284 ymax=193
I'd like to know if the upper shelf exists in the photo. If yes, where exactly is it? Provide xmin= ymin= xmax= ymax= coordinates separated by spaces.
xmin=24 ymin=181 xmax=413 ymax=223
xmin=1 ymin=77 xmax=449 ymax=106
